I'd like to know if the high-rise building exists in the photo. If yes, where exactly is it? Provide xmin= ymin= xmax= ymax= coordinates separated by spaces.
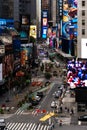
xmin=41 ymin=0 xmax=49 ymax=9
xmin=14 ymin=0 xmax=36 ymax=23
xmin=0 ymin=0 xmax=13 ymax=18
xmin=48 ymin=0 xmax=57 ymax=26
xmin=77 ymin=0 xmax=87 ymax=59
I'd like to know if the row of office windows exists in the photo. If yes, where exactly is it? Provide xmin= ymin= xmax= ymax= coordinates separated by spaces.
xmin=82 ymin=0 xmax=86 ymax=35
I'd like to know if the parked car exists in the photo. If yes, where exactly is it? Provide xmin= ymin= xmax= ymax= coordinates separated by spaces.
xmin=35 ymin=96 xmax=41 ymax=102
xmin=78 ymin=115 xmax=87 ymax=121
xmin=29 ymin=97 xmax=39 ymax=106
xmin=37 ymin=92 xmax=44 ymax=98
xmin=51 ymin=101 xmax=57 ymax=108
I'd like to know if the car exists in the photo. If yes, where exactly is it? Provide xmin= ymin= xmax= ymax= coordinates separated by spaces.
xmin=54 ymin=91 xmax=62 ymax=98
xmin=28 ymin=97 xmax=39 ymax=106
xmin=0 ymin=118 xmax=6 ymax=130
xmin=35 ymin=96 xmax=41 ymax=102
xmin=78 ymin=115 xmax=87 ymax=121
xmin=37 ymin=92 xmax=44 ymax=98
xmin=51 ymin=101 xmax=57 ymax=108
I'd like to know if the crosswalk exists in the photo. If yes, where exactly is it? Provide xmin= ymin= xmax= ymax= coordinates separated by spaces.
xmin=6 ymin=122 xmax=49 ymax=130
xmin=31 ymin=110 xmax=55 ymax=116
xmin=14 ymin=108 xmax=24 ymax=115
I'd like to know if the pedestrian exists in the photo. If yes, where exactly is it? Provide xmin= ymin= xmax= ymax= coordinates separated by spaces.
xmin=52 ymin=123 xmax=54 ymax=128
xmin=71 ymin=108 xmax=74 ymax=114
xmin=60 ymin=106 xmax=62 ymax=113
xmin=70 ymin=108 xmax=74 ymax=115
xmin=59 ymin=119 xmax=62 ymax=126
xmin=64 ymin=107 xmax=67 ymax=113
xmin=67 ymin=108 xmax=69 ymax=113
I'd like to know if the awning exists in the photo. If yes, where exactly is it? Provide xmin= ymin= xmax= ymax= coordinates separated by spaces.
xmin=40 ymin=112 xmax=55 ymax=122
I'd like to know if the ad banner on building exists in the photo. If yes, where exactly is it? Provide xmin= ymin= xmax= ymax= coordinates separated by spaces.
xmin=41 ymin=10 xmax=48 ymax=39
xmin=30 ymin=25 xmax=37 ymax=39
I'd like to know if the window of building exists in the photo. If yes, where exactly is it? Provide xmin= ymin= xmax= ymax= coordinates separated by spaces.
xmin=82 ymin=10 xmax=85 ymax=16
xmin=82 ymin=29 xmax=85 ymax=35
xmin=82 ymin=19 xmax=85 ymax=25
xmin=82 ymin=1 xmax=85 ymax=6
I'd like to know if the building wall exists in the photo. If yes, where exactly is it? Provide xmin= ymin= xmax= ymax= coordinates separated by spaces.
xmin=41 ymin=0 xmax=49 ymax=9
xmin=77 ymin=0 xmax=87 ymax=58
xmin=0 ymin=0 xmax=13 ymax=18
xmin=51 ymin=0 xmax=56 ymax=26
xmin=36 ymin=0 xmax=41 ymax=38
xmin=14 ymin=0 xmax=36 ymax=23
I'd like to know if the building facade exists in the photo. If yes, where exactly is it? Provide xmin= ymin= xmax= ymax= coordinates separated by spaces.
xmin=14 ymin=0 xmax=36 ymax=25
xmin=77 ymin=0 xmax=87 ymax=59
xmin=0 ymin=0 xmax=13 ymax=18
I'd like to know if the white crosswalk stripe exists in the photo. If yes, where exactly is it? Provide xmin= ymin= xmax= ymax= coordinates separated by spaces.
xmin=6 ymin=122 xmax=49 ymax=130
xmin=32 ymin=110 xmax=54 ymax=116
xmin=15 ymin=108 xmax=24 ymax=115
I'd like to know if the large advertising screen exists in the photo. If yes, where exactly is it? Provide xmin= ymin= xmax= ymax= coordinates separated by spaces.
xmin=20 ymin=43 xmax=33 ymax=66
xmin=62 ymin=0 xmax=77 ymax=39
xmin=30 ymin=25 xmax=37 ymax=39
xmin=0 ymin=18 xmax=14 ymax=27
xmin=41 ymin=10 xmax=48 ymax=39
xmin=20 ymin=15 xmax=30 ymax=41
xmin=20 ymin=15 xmax=30 ymax=25
xmin=67 ymin=59 xmax=87 ymax=89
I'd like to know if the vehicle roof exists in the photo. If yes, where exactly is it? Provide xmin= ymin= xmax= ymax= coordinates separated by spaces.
xmin=0 ymin=119 xmax=5 ymax=122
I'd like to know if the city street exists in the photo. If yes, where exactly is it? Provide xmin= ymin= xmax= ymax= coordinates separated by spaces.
xmin=0 ymin=49 xmax=87 ymax=130
xmin=0 ymin=77 xmax=82 ymax=130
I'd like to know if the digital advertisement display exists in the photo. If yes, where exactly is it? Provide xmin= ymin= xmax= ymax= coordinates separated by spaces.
xmin=41 ymin=10 xmax=48 ymax=39
xmin=21 ymin=43 xmax=32 ymax=66
xmin=62 ymin=0 xmax=77 ymax=39
xmin=42 ymin=27 xmax=47 ymax=39
xmin=13 ymin=38 xmax=21 ymax=59
xmin=20 ymin=30 xmax=28 ymax=39
xmin=30 ymin=25 xmax=37 ymax=39
xmin=67 ymin=59 xmax=87 ymax=89
xmin=0 ymin=18 xmax=14 ymax=27
xmin=21 ymin=15 xmax=30 ymax=25
xmin=43 ymin=18 xmax=48 ymax=26
xmin=20 ymin=15 xmax=30 ymax=41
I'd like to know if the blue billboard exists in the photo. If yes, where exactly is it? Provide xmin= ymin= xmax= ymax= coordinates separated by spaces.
xmin=62 ymin=0 xmax=78 ymax=39
xmin=0 ymin=18 xmax=14 ymax=27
